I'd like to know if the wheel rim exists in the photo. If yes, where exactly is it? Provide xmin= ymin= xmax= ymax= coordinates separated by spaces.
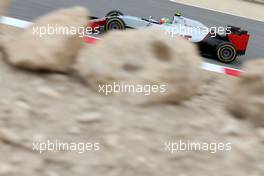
xmin=222 ymin=48 xmax=232 ymax=58
xmin=220 ymin=47 xmax=235 ymax=61
xmin=109 ymin=22 xmax=123 ymax=30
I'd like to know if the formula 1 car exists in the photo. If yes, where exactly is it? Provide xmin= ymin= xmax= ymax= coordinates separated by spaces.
xmin=89 ymin=10 xmax=250 ymax=63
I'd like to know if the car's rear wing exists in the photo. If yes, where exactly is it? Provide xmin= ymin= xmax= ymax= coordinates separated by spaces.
xmin=227 ymin=25 xmax=250 ymax=55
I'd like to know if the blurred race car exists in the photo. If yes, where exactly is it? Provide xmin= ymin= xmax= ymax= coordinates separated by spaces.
xmin=89 ymin=10 xmax=250 ymax=63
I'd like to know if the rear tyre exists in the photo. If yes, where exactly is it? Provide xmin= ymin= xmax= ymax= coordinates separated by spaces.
xmin=104 ymin=17 xmax=126 ymax=32
xmin=106 ymin=10 xmax=124 ymax=17
xmin=216 ymin=42 xmax=237 ymax=63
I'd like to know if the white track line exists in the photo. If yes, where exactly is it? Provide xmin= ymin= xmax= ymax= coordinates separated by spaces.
xmin=0 ymin=16 xmax=32 ymax=28
xmin=0 ymin=16 xmax=242 ymax=76
xmin=201 ymin=62 xmax=223 ymax=73
xmin=169 ymin=0 xmax=264 ymax=23
xmin=201 ymin=62 xmax=243 ymax=76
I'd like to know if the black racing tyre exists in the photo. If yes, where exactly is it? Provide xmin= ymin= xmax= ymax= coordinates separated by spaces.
xmin=216 ymin=42 xmax=237 ymax=63
xmin=106 ymin=10 xmax=124 ymax=17
xmin=104 ymin=17 xmax=126 ymax=32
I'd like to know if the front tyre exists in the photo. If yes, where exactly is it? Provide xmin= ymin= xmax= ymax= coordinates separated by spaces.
xmin=216 ymin=42 xmax=237 ymax=63
xmin=106 ymin=10 xmax=124 ymax=17
xmin=105 ymin=17 xmax=126 ymax=32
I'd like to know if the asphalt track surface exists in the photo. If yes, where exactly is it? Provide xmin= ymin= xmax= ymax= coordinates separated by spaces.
xmin=6 ymin=0 xmax=264 ymax=69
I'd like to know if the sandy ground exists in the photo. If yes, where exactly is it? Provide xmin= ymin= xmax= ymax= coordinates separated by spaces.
xmin=0 ymin=26 xmax=264 ymax=176
xmin=173 ymin=0 xmax=264 ymax=22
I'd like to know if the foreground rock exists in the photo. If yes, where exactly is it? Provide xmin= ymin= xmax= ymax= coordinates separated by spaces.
xmin=76 ymin=28 xmax=203 ymax=104
xmin=0 ymin=0 xmax=10 ymax=16
xmin=3 ymin=6 xmax=88 ymax=72
xmin=1 ymin=27 xmax=264 ymax=176
xmin=226 ymin=59 xmax=264 ymax=126
xmin=0 ymin=46 xmax=263 ymax=175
